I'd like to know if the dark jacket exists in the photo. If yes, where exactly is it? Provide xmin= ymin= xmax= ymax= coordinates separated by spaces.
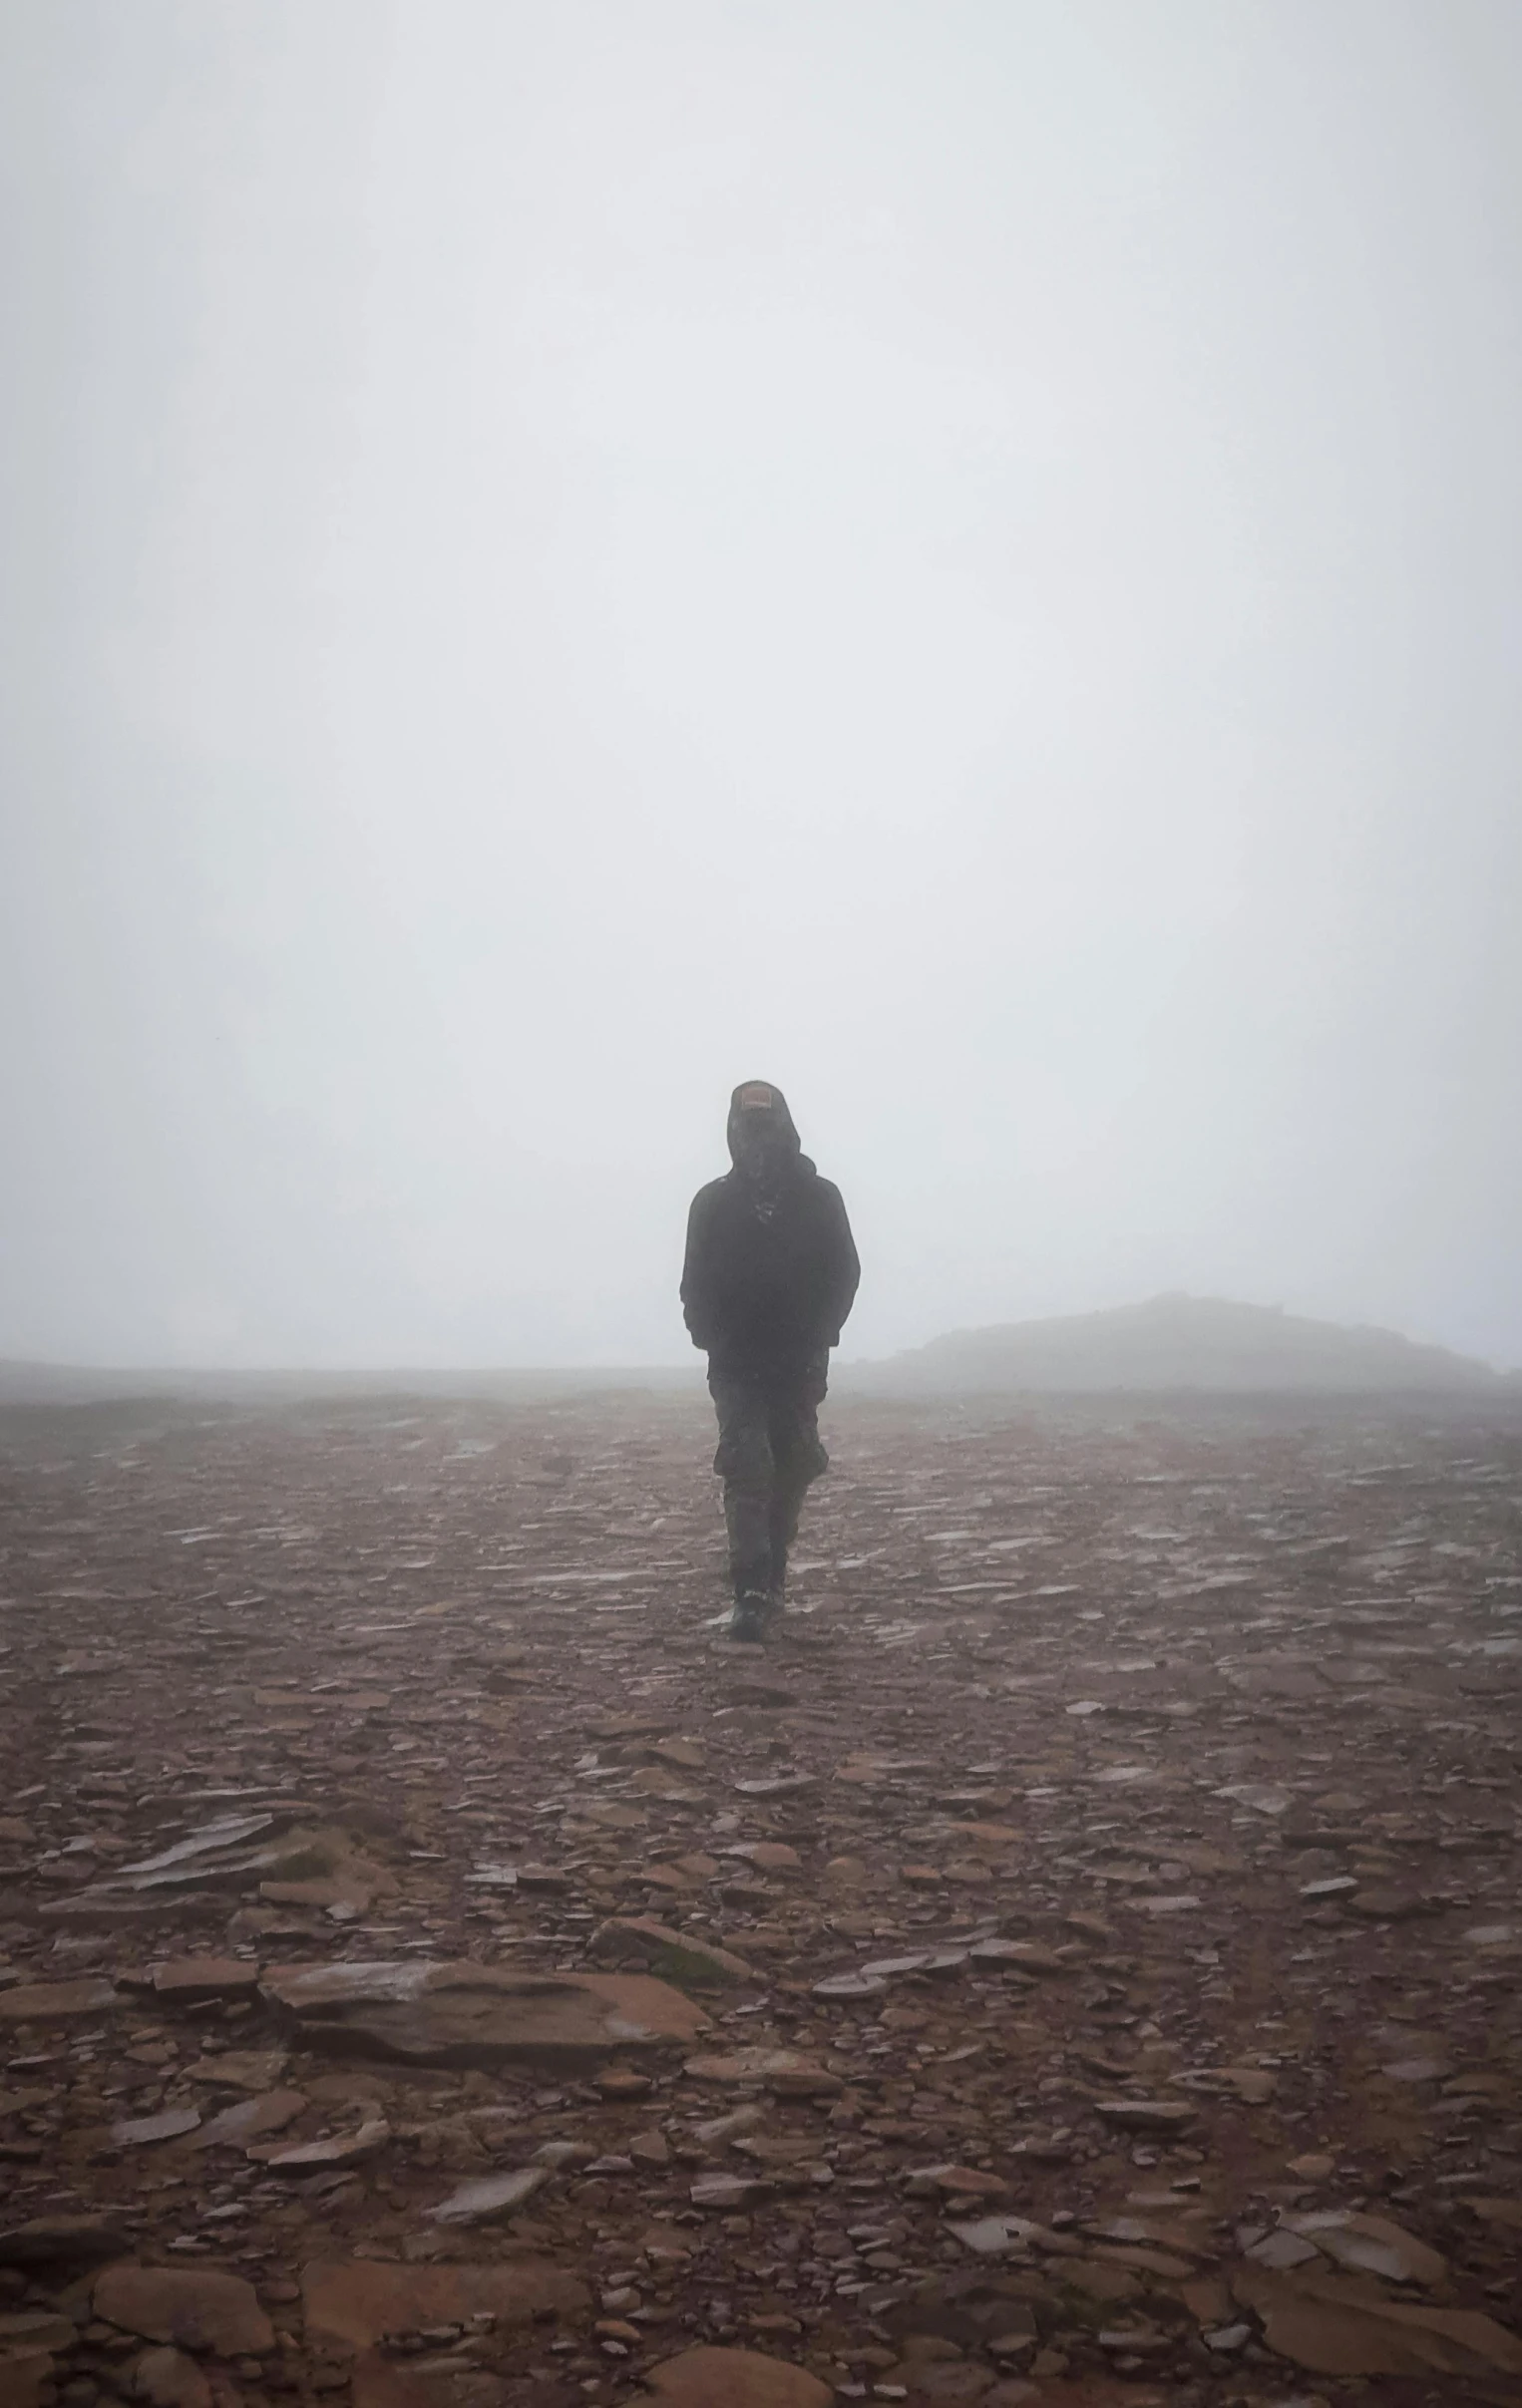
xmin=681 ymin=1086 xmax=860 ymax=1378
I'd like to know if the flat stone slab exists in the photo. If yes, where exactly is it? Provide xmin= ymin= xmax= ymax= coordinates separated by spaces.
xmin=425 ymin=2166 xmax=550 ymax=2225
xmin=1286 ymin=2209 xmax=1448 ymax=2288
xmin=0 ymin=2217 xmax=133 ymax=2271
xmin=120 ymin=1815 xmax=279 ymax=1876
xmin=1233 ymin=2263 xmax=1522 ymax=2381
xmin=301 ymin=2257 xmax=589 ymax=2348
xmin=260 ymin=1960 xmax=707 ymax=2069
xmin=1093 ymin=2098 xmax=1199 ymax=2133
xmin=184 ymin=2050 xmax=289 ymax=2093
xmin=948 ymin=2214 xmax=1084 ymax=2259
xmin=681 ymin=2049 xmax=841 ymax=2097
xmin=152 ymin=1958 xmax=261 ymax=2004
xmin=188 ymin=2089 xmax=306 ymax=2150
xmin=0 ymin=1978 xmax=119 ymax=2022
xmin=258 ymin=2117 xmax=390 ymax=2173
xmin=589 ymin=1917 xmax=753 ymax=1988
xmin=67 ymin=1820 xmax=391 ymax=1914
xmin=0 ymin=2313 xmax=78 ymax=2352
xmin=642 ymin=2346 xmax=834 ymax=2406
xmin=967 ymin=1938 xmax=1072 ymax=1974
xmin=94 ymin=2265 xmax=274 ymax=2355
xmin=109 ymin=2107 xmax=202 ymax=2148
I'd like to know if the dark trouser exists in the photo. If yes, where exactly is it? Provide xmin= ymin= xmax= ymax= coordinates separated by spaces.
xmin=708 ymin=1361 xmax=830 ymax=1604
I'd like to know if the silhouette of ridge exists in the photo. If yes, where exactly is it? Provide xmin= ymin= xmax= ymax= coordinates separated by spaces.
xmin=853 ymin=1292 xmax=1511 ymax=1394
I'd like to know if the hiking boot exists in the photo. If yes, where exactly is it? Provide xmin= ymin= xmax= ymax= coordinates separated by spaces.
xmin=728 ymin=1592 xmax=769 ymax=1643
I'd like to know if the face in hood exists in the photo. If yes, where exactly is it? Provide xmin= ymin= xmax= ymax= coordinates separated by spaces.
xmin=726 ymin=1080 xmax=802 ymax=1184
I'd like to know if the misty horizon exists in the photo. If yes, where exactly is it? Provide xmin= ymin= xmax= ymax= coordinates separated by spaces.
xmin=3 ymin=1286 xmax=1518 ymax=1385
xmin=5 ymin=3 xmax=1520 ymax=1375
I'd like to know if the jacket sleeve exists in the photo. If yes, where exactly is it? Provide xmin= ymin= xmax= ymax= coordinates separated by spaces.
xmin=820 ymin=1185 xmax=861 ymax=1347
xmin=679 ymin=1188 xmax=718 ymax=1350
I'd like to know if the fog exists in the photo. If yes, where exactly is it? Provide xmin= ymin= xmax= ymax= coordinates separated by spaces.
xmin=2 ymin=1 xmax=1519 ymax=1372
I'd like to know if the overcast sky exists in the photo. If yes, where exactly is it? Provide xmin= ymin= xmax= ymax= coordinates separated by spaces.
xmin=3 ymin=0 xmax=1520 ymax=1370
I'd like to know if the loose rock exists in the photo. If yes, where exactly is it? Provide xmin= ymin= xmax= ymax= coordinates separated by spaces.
xmin=94 ymin=2267 xmax=274 ymax=2356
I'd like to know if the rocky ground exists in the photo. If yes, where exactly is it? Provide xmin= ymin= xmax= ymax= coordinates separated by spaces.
xmin=1 ymin=1386 xmax=1520 ymax=2408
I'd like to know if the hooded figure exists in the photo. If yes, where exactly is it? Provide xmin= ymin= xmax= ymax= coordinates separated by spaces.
xmin=681 ymin=1082 xmax=860 ymax=1640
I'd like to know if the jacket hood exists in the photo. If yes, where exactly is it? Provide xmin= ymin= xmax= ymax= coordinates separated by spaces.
xmin=726 ymin=1080 xmax=803 ymax=1169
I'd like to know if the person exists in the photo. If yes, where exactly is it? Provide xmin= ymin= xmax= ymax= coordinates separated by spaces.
xmin=680 ymin=1081 xmax=860 ymax=1641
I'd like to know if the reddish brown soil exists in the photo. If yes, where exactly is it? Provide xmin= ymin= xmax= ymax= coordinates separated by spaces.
xmin=1 ymin=1388 xmax=1519 ymax=2406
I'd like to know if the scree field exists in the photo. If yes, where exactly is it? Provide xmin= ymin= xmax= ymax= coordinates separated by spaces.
xmin=1 ymin=1389 xmax=1520 ymax=2407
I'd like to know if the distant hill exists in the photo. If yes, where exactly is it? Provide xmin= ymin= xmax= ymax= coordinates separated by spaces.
xmin=851 ymin=1293 xmax=1513 ymax=1395
xmin=0 ymin=1297 xmax=1513 ymax=1408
